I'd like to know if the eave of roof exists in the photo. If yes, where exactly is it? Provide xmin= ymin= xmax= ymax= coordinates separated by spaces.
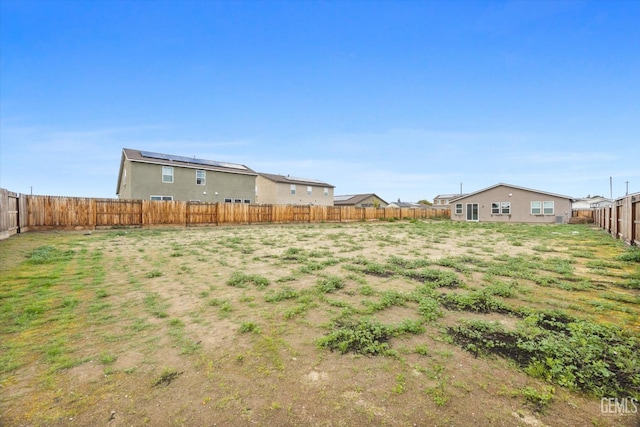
xmin=449 ymin=183 xmax=574 ymax=203
xmin=122 ymin=148 xmax=257 ymax=176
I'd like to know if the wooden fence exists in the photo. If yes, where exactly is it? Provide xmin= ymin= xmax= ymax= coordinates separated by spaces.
xmin=0 ymin=189 xmax=19 ymax=239
xmin=594 ymin=193 xmax=640 ymax=246
xmin=0 ymin=192 xmax=450 ymax=237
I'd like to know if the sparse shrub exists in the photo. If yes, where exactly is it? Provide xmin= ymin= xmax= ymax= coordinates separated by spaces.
xmin=417 ymin=297 xmax=442 ymax=322
xmin=617 ymin=248 xmax=640 ymax=263
xmin=364 ymin=290 xmax=408 ymax=312
xmin=28 ymin=245 xmax=74 ymax=264
xmin=265 ymin=287 xmax=299 ymax=302
xmin=520 ymin=386 xmax=555 ymax=412
xmin=227 ymin=271 xmax=270 ymax=289
xmin=317 ymin=318 xmax=392 ymax=355
xmin=439 ymin=290 xmax=509 ymax=313
xmin=239 ymin=321 xmax=259 ymax=333
xmin=316 ymin=275 xmax=345 ymax=293
xmin=448 ymin=315 xmax=640 ymax=398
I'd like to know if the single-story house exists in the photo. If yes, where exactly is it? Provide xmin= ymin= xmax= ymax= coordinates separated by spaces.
xmin=116 ymin=148 xmax=257 ymax=203
xmin=334 ymin=194 xmax=388 ymax=208
xmin=572 ymin=196 xmax=612 ymax=210
xmin=449 ymin=183 xmax=574 ymax=223
xmin=386 ymin=199 xmax=429 ymax=209
xmin=255 ymin=173 xmax=335 ymax=206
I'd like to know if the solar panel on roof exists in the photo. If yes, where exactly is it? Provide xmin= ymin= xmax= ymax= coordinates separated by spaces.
xmin=139 ymin=150 xmax=247 ymax=170
xmin=140 ymin=150 xmax=172 ymax=161
xmin=287 ymin=175 xmax=326 ymax=184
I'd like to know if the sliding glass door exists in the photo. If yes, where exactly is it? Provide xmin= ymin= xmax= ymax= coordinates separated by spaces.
xmin=466 ymin=203 xmax=478 ymax=221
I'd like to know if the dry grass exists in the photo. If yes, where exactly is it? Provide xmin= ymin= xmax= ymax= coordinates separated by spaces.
xmin=1 ymin=220 xmax=639 ymax=426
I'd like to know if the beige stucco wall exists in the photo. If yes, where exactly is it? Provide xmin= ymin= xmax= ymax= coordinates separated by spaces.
xmin=450 ymin=185 xmax=572 ymax=223
xmin=121 ymin=161 xmax=256 ymax=202
xmin=354 ymin=195 xmax=387 ymax=207
xmin=255 ymin=176 xmax=334 ymax=206
xmin=117 ymin=161 xmax=133 ymax=199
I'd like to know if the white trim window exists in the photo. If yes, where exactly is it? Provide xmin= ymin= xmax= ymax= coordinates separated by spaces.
xmin=162 ymin=166 xmax=174 ymax=183
xmin=324 ymin=188 xmax=329 ymax=196
xmin=196 ymin=170 xmax=206 ymax=185
xmin=491 ymin=202 xmax=500 ymax=215
xmin=224 ymin=198 xmax=232 ymax=203
xmin=531 ymin=201 xmax=542 ymax=215
xmin=543 ymin=201 xmax=554 ymax=215
xmin=290 ymin=184 xmax=296 ymax=195
xmin=307 ymin=186 xmax=312 ymax=196
xmin=150 ymin=195 xmax=173 ymax=201
xmin=501 ymin=202 xmax=511 ymax=215
xmin=455 ymin=203 xmax=463 ymax=214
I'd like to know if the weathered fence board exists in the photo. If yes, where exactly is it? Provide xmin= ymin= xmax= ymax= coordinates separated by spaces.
xmin=594 ymin=193 xmax=639 ymax=246
xmin=0 ymin=189 xmax=19 ymax=239
xmin=96 ymin=199 xmax=142 ymax=227
xmin=186 ymin=202 xmax=218 ymax=226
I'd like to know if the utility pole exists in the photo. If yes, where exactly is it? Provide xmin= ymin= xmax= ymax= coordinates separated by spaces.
xmin=460 ymin=182 xmax=462 ymax=195
xmin=625 ymin=181 xmax=629 ymax=196
xmin=610 ymin=177 xmax=613 ymax=199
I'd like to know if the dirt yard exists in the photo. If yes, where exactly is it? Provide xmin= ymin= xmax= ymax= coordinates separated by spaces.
xmin=1 ymin=220 xmax=639 ymax=426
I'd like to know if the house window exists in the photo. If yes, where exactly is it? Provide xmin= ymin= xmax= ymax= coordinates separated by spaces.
xmin=244 ymin=199 xmax=251 ymax=204
xmin=290 ymin=184 xmax=296 ymax=195
xmin=324 ymin=188 xmax=329 ymax=196
xmin=162 ymin=166 xmax=174 ymax=183
xmin=543 ymin=201 xmax=554 ymax=215
xmin=150 ymin=195 xmax=173 ymax=201
xmin=224 ymin=198 xmax=232 ymax=203
xmin=531 ymin=201 xmax=542 ymax=215
xmin=307 ymin=186 xmax=312 ymax=196
xmin=501 ymin=202 xmax=511 ymax=215
xmin=455 ymin=203 xmax=463 ymax=214
xmin=196 ymin=170 xmax=206 ymax=185
xmin=491 ymin=202 xmax=500 ymax=214
xmin=234 ymin=198 xmax=242 ymax=203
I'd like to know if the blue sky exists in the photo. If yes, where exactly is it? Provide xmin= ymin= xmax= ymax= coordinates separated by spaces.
xmin=1 ymin=0 xmax=638 ymax=202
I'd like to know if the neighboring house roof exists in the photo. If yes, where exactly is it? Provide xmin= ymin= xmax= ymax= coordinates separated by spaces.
xmin=121 ymin=148 xmax=257 ymax=175
xmin=434 ymin=194 xmax=466 ymax=200
xmin=334 ymin=193 xmax=388 ymax=206
xmin=117 ymin=148 xmax=257 ymax=195
xmin=387 ymin=200 xmax=428 ymax=208
xmin=572 ymin=197 xmax=612 ymax=209
xmin=257 ymin=172 xmax=335 ymax=188
xmin=449 ymin=183 xmax=574 ymax=203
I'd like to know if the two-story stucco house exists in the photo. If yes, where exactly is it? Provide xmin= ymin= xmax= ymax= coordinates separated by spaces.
xmin=450 ymin=183 xmax=574 ymax=223
xmin=255 ymin=173 xmax=334 ymax=206
xmin=116 ymin=148 xmax=257 ymax=203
